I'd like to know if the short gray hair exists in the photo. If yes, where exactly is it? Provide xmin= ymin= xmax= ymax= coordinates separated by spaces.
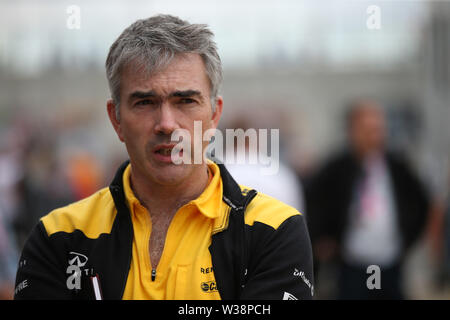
xmin=105 ymin=14 xmax=222 ymax=118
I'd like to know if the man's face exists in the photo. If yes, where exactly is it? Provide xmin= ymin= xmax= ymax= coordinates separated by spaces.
xmin=350 ymin=105 xmax=386 ymax=158
xmin=107 ymin=53 xmax=223 ymax=186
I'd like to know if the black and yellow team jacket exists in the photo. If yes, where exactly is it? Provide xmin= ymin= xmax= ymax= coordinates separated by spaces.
xmin=14 ymin=160 xmax=314 ymax=300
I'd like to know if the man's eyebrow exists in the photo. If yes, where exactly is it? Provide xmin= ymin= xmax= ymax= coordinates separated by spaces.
xmin=128 ymin=89 xmax=204 ymax=103
xmin=128 ymin=90 xmax=157 ymax=102
xmin=169 ymin=90 xmax=203 ymax=100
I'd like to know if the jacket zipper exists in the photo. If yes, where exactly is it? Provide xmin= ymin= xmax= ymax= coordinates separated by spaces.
xmin=145 ymin=208 xmax=156 ymax=282
xmin=239 ymin=189 xmax=258 ymax=292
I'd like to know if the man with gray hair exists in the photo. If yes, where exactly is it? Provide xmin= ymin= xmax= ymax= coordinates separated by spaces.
xmin=14 ymin=14 xmax=313 ymax=300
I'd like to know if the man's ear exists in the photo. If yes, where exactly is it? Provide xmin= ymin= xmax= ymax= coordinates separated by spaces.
xmin=211 ymin=96 xmax=223 ymax=129
xmin=106 ymin=99 xmax=125 ymax=142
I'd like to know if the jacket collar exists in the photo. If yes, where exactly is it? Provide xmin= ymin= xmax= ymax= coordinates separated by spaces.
xmin=109 ymin=160 xmax=253 ymax=219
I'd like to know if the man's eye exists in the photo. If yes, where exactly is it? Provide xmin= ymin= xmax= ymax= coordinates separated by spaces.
xmin=135 ymin=99 xmax=154 ymax=106
xmin=179 ymin=98 xmax=196 ymax=104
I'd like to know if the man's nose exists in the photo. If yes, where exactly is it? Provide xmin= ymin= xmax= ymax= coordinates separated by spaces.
xmin=154 ymin=103 xmax=179 ymax=135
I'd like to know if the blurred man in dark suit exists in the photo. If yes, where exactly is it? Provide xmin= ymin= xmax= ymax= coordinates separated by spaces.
xmin=306 ymin=100 xmax=430 ymax=299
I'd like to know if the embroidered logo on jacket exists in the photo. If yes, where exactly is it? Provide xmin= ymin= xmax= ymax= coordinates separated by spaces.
xmin=66 ymin=251 xmax=93 ymax=290
xmin=293 ymin=268 xmax=314 ymax=296
xmin=200 ymin=281 xmax=218 ymax=293
xmin=282 ymin=291 xmax=298 ymax=300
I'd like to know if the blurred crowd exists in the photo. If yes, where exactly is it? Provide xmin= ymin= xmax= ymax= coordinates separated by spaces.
xmin=0 ymin=112 xmax=126 ymax=299
xmin=0 ymin=97 xmax=449 ymax=300
xmin=304 ymin=100 xmax=448 ymax=299
xmin=223 ymin=100 xmax=450 ymax=300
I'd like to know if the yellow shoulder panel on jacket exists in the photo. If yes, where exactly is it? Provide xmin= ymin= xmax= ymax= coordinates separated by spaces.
xmin=242 ymin=186 xmax=301 ymax=230
xmin=41 ymin=187 xmax=117 ymax=239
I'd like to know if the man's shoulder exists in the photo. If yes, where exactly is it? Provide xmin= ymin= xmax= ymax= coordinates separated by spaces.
xmin=40 ymin=186 xmax=117 ymax=239
xmin=241 ymin=185 xmax=301 ymax=230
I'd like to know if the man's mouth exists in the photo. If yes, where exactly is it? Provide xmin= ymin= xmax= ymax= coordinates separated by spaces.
xmin=155 ymin=148 xmax=174 ymax=156
xmin=153 ymin=144 xmax=183 ymax=162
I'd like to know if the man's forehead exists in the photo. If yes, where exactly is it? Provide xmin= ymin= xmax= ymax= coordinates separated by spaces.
xmin=121 ymin=53 xmax=210 ymax=95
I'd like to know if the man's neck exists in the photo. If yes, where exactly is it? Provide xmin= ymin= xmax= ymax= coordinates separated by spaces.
xmin=129 ymin=164 xmax=210 ymax=218
xmin=354 ymin=147 xmax=384 ymax=163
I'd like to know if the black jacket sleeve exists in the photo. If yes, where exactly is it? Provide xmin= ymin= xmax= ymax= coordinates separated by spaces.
xmin=305 ymin=152 xmax=360 ymax=246
xmin=388 ymin=154 xmax=431 ymax=251
xmin=14 ymin=221 xmax=72 ymax=300
xmin=240 ymin=214 xmax=314 ymax=300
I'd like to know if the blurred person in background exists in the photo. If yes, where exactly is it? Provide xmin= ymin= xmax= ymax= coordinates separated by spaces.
xmin=437 ymin=171 xmax=450 ymax=290
xmin=224 ymin=116 xmax=305 ymax=213
xmin=423 ymin=189 xmax=447 ymax=295
xmin=12 ymin=128 xmax=76 ymax=249
xmin=0 ymin=131 xmax=23 ymax=299
xmin=0 ymin=205 xmax=18 ymax=300
xmin=445 ymin=199 xmax=450 ymax=286
xmin=306 ymin=99 xmax=430 ymax=299
xmin=0 ymin=204 xmax=18 ymax=299
xmin=430 ymin=196 xmax=450 ymax=292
